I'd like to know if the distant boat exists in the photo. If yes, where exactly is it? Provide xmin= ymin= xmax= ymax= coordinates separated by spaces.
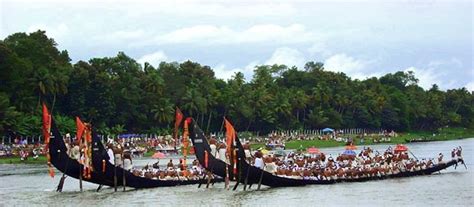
xmin=405 ymin=137 xmax=435 ymax=143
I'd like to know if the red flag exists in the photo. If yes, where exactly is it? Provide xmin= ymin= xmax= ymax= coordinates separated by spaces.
xmin=204 ymin=150 xmax=209 ymax=168
xmin=224 ymin=118 xmax=236 ymax=153
xmin=182 ymin=118 xmax=190 ymax=158
xmin=84 ymin=124 xmax=92 ymax=142
xmin=76 ymin=117 xmax=85 ymax=142
xmin=42 ymin=103 xmax=51 ymax=144
xmin=174 ymin=107 xmax=184 ymax=148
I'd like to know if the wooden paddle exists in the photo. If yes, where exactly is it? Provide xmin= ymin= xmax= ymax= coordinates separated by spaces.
xmin=232 ymin=158 xmax=242 ymax=191
xmin=56 ymin=148 xmax=69 ymax=192
xmin=122 ymin=153 xmax=126 ymax=192
xmin=198 ymin=162 xmax=214 ymax=188
xmin=96 ymin=184 xmax=103 ymax=192
xmin=243 ymin=162 xmax=251 ymax=191
xmin=113 ymin=155 xmax=117 ymax=192
xmin=408 ymin=150 xmax=419 ymax=161
xmin=257 ymin=168 xmax=264 ymax=190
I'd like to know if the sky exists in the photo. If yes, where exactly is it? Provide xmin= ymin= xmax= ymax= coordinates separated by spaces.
xmin=1 ymin=0 xmax=473 ymax=90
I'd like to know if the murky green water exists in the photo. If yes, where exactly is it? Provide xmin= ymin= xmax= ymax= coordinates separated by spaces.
xmin=1 ymin=138 xmax=473 ymax=206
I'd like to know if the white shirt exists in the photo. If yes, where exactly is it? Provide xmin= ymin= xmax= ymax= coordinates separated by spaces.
xmin=123 ymin=159 xmax=132 ymax=170
xmin=218 ymin=148 xmax=227 ymax=162
xmin=255 ymin=157 xmax=264 ymax=169
xmin=107 ymin=149 xmax=115 ymax=165
xmin=210 ymin=144 xmax=217 ymax=157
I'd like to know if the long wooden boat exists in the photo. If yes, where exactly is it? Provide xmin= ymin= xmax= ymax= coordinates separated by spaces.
xmin=90 ymin=130 xmax=221 ymax=188
xmin=189 ymin=119 xmax=331 ymax=187
xmin=189 ymin=119 xmax=465 ymax=188
xmin=49 ymin=118 xmax=114 ymax=187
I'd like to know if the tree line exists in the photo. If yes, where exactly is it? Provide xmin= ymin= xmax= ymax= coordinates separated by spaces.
xmin=1 ymin=31 xmax=473 ymax=137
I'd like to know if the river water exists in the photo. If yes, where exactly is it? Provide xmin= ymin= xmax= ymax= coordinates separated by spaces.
xmin=1 ymin=138 xmax=473 ymax=206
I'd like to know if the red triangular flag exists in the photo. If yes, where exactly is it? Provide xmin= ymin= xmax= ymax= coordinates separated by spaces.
xmin=42 ymin=103 xmax=51 ymax=144
xmin=76 ymin=117 xmax=85 ymax=142
xmin=174 ymin=107 xmax=184 ymax=148
xmin=224 ymin=118 xmax=236 ymax=153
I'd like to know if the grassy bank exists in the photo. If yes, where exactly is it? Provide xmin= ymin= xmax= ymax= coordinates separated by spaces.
xmin=0 ymin=156 xmax=47 ymax=164
xmin=251 ymin=127 xmax=474 ymax=150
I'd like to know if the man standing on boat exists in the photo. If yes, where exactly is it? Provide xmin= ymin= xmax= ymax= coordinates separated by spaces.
xmin=438 ymin=153 xmax=444 ymax=164
xmin=254 ymin=150 xmax=264 ymax=169
xmin=107 ymin=143 xmax=115 ymax=165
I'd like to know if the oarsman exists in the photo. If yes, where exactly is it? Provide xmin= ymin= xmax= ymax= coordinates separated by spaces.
xmin=123 ymin=151 xmax=133 ymax=171
xmin=167 ymin=159 xmax=174 ymax=170
xmin=254 ymin=150 xmax=265 ymax=169
xmin=438 ymin=153 xmax=444 ymax=164
xmin=218 ymin=142 xmax=227 ymax=163
xmin=456 ymin=146 xmax=462 ymax=159
xmin=113 ymin=145 xmax=123 ymax=167
xmin=107 ymin=143 xmax=115 ymax=164
xmin=209 ymin=136 xmax=218 ymax=157
xmin=451 ymin=149 xmax=456 ymax=159
xmin=177 ymin=159 xmax=185 ymax=171
xmin=70 ymin=141 xmax=80 ymax=160
xmin=243 ymin=141 xmax=252 ymax=162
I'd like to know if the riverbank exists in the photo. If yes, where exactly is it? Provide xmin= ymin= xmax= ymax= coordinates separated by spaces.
xmin=0 ymin=156 xmax=47 ymax=164
xmin=2 ymin=127 xmax=472 ymax=164
xmin=252 ymin=127 xmax=474 ymax=150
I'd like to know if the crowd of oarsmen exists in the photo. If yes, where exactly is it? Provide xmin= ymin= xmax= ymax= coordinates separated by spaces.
xmin=130 ymin=158 xmax=206 ymax=181
xmin=245 ymin=146 xmax=463 ymax=181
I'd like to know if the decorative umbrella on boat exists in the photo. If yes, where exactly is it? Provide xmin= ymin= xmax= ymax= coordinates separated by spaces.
xmin=257 ymin=147 xmax=269 ymax=155
xmin=307 ymin=147 xmax=321 ymax=154
xmin=273 ymin=149 xmax=287 ymax=157
xmin=151 ymin=152 xmax=166 ymax=159
xmin=342 ymin=150 xmax=357 ymax=156
xmin=394 ymin=144 xmax=408 ymax=153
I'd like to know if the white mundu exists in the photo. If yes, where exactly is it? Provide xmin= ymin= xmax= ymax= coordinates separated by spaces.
xmin=123 ymin=159 xmax=133 ymax=170
xmin=210 ymin=144 xmax=217 ymax=157
xmin=115 ymin=154 xmax=123 ymax=167
xmin=107 ymin=148 xmax=115 ymax=165
xmin=255 ymin=157 xmax=264 ymax=169
xmin=244 ymin=149 xmax=251 ymax=159
xmin=218 ymin=148 xmax=227 ymax=162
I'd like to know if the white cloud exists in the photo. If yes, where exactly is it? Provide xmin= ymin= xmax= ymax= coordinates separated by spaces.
xmin=148 ymin=24 xmax=317 ymax=45
xmin=466 ymin=81 xmax=474 ymax=91
xmin=265 ymin=47 xmax=305 ymax=68
xmin=324 ymin=53 xmax=365 ymax=73
xmin=213 ymin=61 xmax=258 ymax=81
xmin=27 ymin=23 xmax=69 ymax=39
xmin=90 ymin=0 xmax=297 ymax=19
xmin=308 ymin=41 xmax=332 ymax=58
xmin=137 ymin=51 xmax=168 ymax=66
xmin=404 ymin=66 xmax=441 ymax=89
xmin=404 ymin=58 xmax=470 ymax=90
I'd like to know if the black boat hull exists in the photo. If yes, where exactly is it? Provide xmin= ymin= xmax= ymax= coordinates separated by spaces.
xmin=49 ymin=119 xmax=113 ymax=187
xmin=91 ymin=132 xmax=216 ymax=188
xmin=189 ymin=120 xmax=463 ymax=187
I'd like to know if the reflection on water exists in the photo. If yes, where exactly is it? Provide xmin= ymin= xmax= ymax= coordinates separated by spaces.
xmin=1 ymin=138 xmax=473 ymax=206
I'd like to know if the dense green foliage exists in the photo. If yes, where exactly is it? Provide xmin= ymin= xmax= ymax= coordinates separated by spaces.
xmin=1 ymin=31 xmax=473 ymax=136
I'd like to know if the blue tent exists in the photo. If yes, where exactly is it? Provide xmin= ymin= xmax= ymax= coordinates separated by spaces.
xmin=322 ymin=128 xmax=334 ymax=133
xmin=118 ymin=134 xmax=142 ymax=139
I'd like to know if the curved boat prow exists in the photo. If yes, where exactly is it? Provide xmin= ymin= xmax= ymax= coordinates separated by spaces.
xmin=49 ymin=118 xmax=113 ymax=187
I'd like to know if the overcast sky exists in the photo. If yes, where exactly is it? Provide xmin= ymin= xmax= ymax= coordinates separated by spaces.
xmin=1 ymin=0 xmax=472 ymax=90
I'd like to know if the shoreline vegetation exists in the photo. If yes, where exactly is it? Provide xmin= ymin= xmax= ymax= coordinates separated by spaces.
xmin=2 ymin=127 xmax=472 ymax=165
xmin=252 ymin=127 xmax=474 ymax=150
xmin=2 ymin=31 xmax=473 ymax=142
